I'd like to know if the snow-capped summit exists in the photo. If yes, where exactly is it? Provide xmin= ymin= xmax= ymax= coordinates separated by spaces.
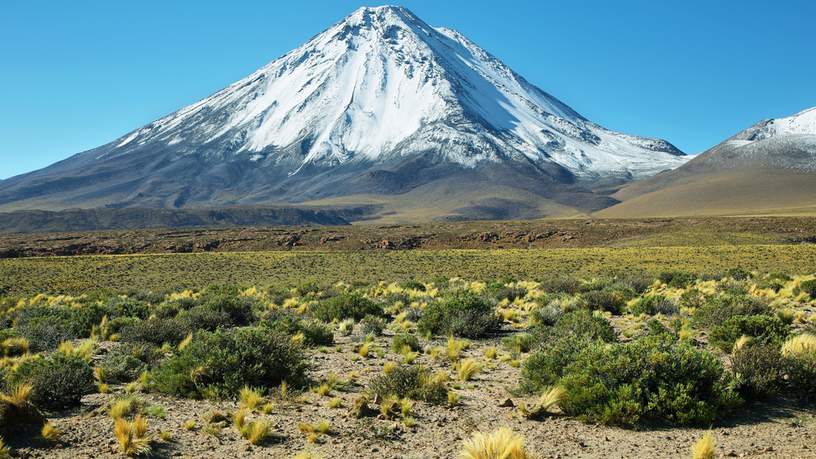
xmin=104 ymin=5 xmax=684 ymax=177
xmin=733 ymin=107 xmax=816 ymax=143
xmin=0 ymin=6 xmax=688 ymax=216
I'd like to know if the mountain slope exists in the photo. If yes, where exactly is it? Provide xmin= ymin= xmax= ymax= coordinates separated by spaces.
xmin=0 ymin=6 xmax=686 ymax=220
xmin=598 ymin=107 xmax=816 ymax=217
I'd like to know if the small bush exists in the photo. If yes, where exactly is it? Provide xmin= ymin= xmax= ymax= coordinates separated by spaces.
xmin=360 ymin=315 xmax=386 ymax=336
xmin=368 ymin=365 xmax=446 ymax=404
xmin=799 ymin=279 xmax=816 ymax=298
xmin=177 ymin=306 xmax=233 ymax=332
xmin=119 ymin=318 xmax=187 ymax=345
xmin=709 ymin=315 xmax=789 ymax=352
xmin=15 ymin=308 xmax=79 ymax=351
xmin=199 ymin=291 xmax=259 ymax=326
xmin=581 ymin=289 xmax=627 ymax=315
xmin=557 ymin=334 xmax=738 ymax=426
xmin=9 ymin=353 xmax=95 ymax=409
xmin=693 ymin=294 xmax=770 ymax=329
xmin=659 ymin=271 xmax=696 ymax=288
xmin=391 ymin=334 xmax=421 ymax=353
xmin=417 ymin=293 xmax=500 ymax=338
xmin=530 ymin=305 xmax=562 ymax=327
xmin=630 ymin=295 xmax=678 ymax=316
xmin=781 ymin=334 xmax=816 ymax=400
xmin=260 ymin=310 xmax=333 ymax=347
xmin=100 ymin=343 xmax=161 ymax=384
xmin=311 ymin=294 xmax=383 ymax=322
xmin=730 ymin=344 xmax=785 ymax=398
xmin=530 ymin=310 xmax=616 ymax=347
xmin=521 ymin=335 xmax=593 ymax=392
xmin=152 ymin=327 xmax=307 ymax=399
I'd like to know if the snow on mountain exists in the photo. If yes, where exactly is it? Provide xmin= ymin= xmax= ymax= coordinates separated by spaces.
xmin=731 ymin=107 xmax=816 ymax=144
xmin=104 ymin=5 xmax=686 ymax=179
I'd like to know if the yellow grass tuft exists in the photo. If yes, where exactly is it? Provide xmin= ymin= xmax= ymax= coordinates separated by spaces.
xmin=538 ymin=386 xmax=566 ymax=413
xmin=182 ymin=419 xmax=196 ymax=431
xmin=178 ymin=332 xmax=193 ymax=351
xmin=1 ymin=383 xmax=32 ymax=408
xmin=114 ymin=415 xmax=151 ymax=457
xmin=457 ymin=359 xmax=482 ymax=381
xmin=732 ymin=335 xmax=753 ymax=353
xmin=233 ymin=408 xmax=248 ymax=430
xmin=691 ymin=431 xmax=716 ymax=459
xmin=460 ymin=427 xmax=531 ymax=459
xmin=781 ymin=333 xmax=816 ymax=360
xmin=446 ymin=337 xmax=468 ymax=362
xmin=484 ymin=346 xmax=497 ymax=360
xmin=328 ymin=397 xmax=343 ymax=409
xmin=239 ymin=386 xmax=265 ymax=410
xmin=109 ymin=397 xmax=141 ymax=419
xmin=358 ymin=342 xmax=371 ymax=358
xmin=241 ymin=419 xmax=272 ymax=445
xmin=41 ymin=422 xmax=61 ymax=442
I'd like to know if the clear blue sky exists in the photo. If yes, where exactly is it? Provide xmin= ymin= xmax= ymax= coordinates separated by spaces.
xmin=1 ymin=0 xmax=814 ymax=179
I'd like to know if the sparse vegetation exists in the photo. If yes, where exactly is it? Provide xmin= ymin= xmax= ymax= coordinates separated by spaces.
xmin=2 ymin=264 xmax=816 ymax=457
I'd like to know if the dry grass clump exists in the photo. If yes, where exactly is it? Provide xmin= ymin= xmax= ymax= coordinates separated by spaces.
xmin=239 ymin=386 xmax=265 ymax=410
xmin=41 ymin=421 xmax=61 ymax=442
xmin=691 ymin=431 xmax=716 ymax=459
xmin=781 ymin=333 xmax=816 ymax=360
xmin=109 ymin=397 xmax=143 ymax=419
xmin=241 ymin=419 xmax=273 ymax=445
xmin=460 ymin=427 xmax=532 ymax=459
xmin=457 ymin=359 xmax=482 ymax=381
xmin=519 ymin=386 xmax=565 ymax=419
xmin=114 ymin=415 xmax=151 ymax=456
xmin=0 ymin=383 xmax=32 ymax=408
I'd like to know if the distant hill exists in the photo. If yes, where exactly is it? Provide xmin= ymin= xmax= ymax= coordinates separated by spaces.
xmin=0 ymin=206 xmax=379 ymax=233
xmin=598 ymin=107 xmax=816 ymax=217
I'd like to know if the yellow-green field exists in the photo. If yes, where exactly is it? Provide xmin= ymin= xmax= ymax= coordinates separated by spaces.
xmin=3 ymin=245 xmax=816 ymax=295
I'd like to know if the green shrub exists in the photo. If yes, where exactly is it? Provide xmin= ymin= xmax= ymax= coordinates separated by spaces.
xmin=709 ymin=315 xmax=789 ymax=352
xmin=9 ymin=353 xmax=95 ymax=409
xmin=531 ymin=310 xmax=616 ymax=347
xmin=558 ymin=334 xmax=738 ymax=426
xmin=658 ymin=271 xmax=696 ymax=288
xmin=693 ymin=294 xmax=770 ymax=329
xmin=417 ymin=293 xmax=500 ymax=338
xmin=259 ymin=310 xmax=333 ymax=347
xmin=521 ymin=335 xmax=593 ymax=392
xmin=391 ymin=333 xmax=421 ymax=352
xmin=730 ymin=344 xmax=784 ymax=398
xmin=491 ymin=285 xmax=527 ymax=302
xmin=177 ymin=306 xmax=233 ymax=331
xmin=152 ymin=327 xmax=307 ymax=399
xmin=785 ymin=355 xmax=816 ymax=400
xmin=360 ymin=315 xmax=386 ymax=336
xmin=530 ymin=305 xmax=562 ymax=327
xmin=312 ymin=294 xmax=383 ymax=322
xmin=14 ymin=304 xmax=105 ymax=351
xmin=100 ymin=297 xmax=151 ymax=320
xmin=100 ymin=343 xmax=161 ymax=384
xmin=630 ymin=295 xmax=678 ymax=316
xmin=501 ymin=333 xmax=534 ymax=353
xmin=118 ymin=318 xmax=187 ymax=345
xmin=400 ymin=280 xmax=426 ymax=292
xmin=799 ymin=279 xmax=816 ymax=298
xmin=368 ymin=365 xmax=446 ymax=404
xmin=539 ymin=277 xmax=582 ymax=294
xmin=199 ymin=292 xmax=259 ymax=326
xmin=581 ymin=289 xmax=627 ymax=315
